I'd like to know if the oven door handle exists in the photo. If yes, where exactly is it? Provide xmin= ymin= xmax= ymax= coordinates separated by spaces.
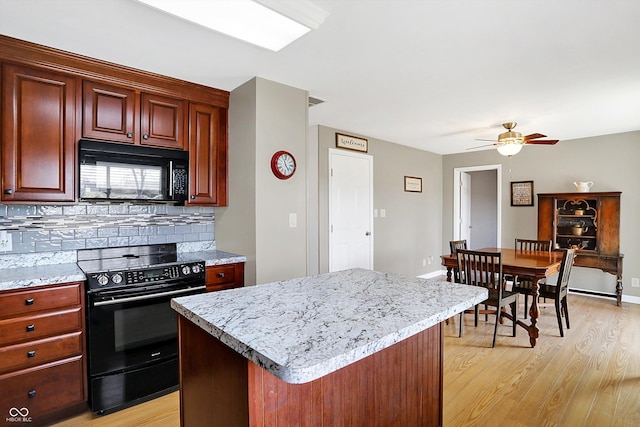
xmin=93 ymin=285 xmax=206 ymax=306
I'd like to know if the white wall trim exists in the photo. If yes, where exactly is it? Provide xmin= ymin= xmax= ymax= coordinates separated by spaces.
xmin=418 ymin=269 xmax=447 ymax=279
xmin=452 ymin=164 xmax=502 ymax=246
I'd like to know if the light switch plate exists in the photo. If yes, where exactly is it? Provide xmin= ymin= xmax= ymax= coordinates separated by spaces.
xmin=289 ymin=213 xmax=297 ymax=228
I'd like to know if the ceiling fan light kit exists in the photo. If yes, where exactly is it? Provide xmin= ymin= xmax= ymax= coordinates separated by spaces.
xmin=470 ymin=121 xmax=559 ymax=156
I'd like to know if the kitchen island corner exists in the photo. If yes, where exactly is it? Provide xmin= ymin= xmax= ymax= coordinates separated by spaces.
xmin=172 ymin=268 xmax=486 ymax=426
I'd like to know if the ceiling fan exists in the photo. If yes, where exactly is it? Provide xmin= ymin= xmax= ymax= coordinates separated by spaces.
xmin=469 ymin=122 xmax=559 ymax=156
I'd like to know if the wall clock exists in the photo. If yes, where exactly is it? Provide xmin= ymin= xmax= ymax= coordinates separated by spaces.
xmin=271 ymin=151 xmax=296 ymax=180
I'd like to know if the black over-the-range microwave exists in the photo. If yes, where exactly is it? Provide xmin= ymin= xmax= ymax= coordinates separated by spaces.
xmin=79 ymin=139 xmax=188 ymax=204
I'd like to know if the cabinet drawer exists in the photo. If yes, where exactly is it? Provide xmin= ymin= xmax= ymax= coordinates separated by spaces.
xmin=0 ymin=307 xmax=83 ymax=346
xmin=0 ymin=283 xmax=82 ymax=319
xmin=206 ymin=265 xmax=236 ymax=286
xmin=0 ymin=331 xmax=82 ymax=375
xmin=0 ymin=356 xmax=84 ymax=421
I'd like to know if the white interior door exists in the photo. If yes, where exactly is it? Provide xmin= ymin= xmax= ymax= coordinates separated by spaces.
xmin=329 ymin=149 xmax=373 ymax=272
xmin=460 ymin=172 xmax=471 ymax=246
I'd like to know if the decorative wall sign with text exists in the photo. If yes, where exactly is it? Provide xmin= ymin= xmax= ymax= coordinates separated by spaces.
xmin=404 ymin=176 xmax=422 ymax=193
xmin=511 ymin=180 xmax=534 ymax=206
xmin=336 ymin=133 xmax=368 ymax=153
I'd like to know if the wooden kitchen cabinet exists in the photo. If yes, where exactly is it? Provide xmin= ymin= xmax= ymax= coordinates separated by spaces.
xmin=1 ymin=63 xmax=77 ymax=202
xmin=188 ymin=102 xmax=228 ymax=206
xmin=82 ymin=80 xmax=186 ymax=150
xmin=0 ymin=282 xmax=87 ymax=425
xmin=205 ymin=263 xmax=244 ymax=292
xmin=1 ymin=35 xmax=229 ymax=206
xmin=538 ymin=192 xmax=623 ymax=305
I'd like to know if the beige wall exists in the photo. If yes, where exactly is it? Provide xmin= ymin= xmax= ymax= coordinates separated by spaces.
xmin=442 ymin=131 xmax=640 ymax=301
xmin=316 ymin=125 xmax=443 ymax=277
xmin=216 ymin=77 xmax=308 ymax=286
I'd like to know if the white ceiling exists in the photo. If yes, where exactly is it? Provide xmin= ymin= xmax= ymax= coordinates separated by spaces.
xmin=1 ymin=0 xmax=639 ymax=154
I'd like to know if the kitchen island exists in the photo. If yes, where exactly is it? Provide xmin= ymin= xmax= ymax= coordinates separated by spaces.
xmin=171 ymin=268 xmax=487 ymax=427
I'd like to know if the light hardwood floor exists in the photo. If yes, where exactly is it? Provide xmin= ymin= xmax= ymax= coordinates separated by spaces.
xmin=53 ymin=294 xmax=639 ymax=426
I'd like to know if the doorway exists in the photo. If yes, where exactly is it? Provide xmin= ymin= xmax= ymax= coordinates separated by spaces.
xmin=328 ymin=148 xmax=373 ymax=272
xmin=453 ymin=165 xmax=502 ymax=248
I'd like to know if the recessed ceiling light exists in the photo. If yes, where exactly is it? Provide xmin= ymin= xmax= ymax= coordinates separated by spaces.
xmin=136 ymin=0 xmax=328 ymax=51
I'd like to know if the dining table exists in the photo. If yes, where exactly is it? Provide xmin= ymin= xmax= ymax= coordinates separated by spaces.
xmin=440 ymin=247 xmax=565 ymax=347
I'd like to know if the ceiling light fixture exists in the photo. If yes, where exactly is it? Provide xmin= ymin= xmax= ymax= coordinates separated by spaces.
xmin=496 ymin=122 xmax=524 ymax=156
xmin=136 ymin=0 xmax=328 ymax=52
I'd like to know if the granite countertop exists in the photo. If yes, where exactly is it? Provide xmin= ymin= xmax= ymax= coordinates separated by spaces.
xmin=171 ymin=268 xmax=487 ymax=384
xmin=178 ymin=249 xmax=247 ymax=266
xmin=0 ymin=249 xmax=246 ymax=292
xmin=0 ymin=263 xmax=86 ymax=292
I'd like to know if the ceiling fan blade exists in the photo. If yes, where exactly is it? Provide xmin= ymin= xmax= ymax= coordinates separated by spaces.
xmin=466 ymin=142 xmax=498 ymax=150
xmin=523 ymin=133 xmax=547 ymax=141
xmin=524 ymin=139 xmax=559 ymax=145
xmin=474 ymin=138 xmax=499 ymax=142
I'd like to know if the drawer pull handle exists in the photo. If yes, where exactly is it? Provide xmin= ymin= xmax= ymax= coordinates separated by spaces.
xmin=27 ymin=350 xmax=36 ymax=358
xmin=218 ymin=273 xmax=225 ymax=278
xmin=28 ymin=390 xmax=36 ymax=398
xmin=26 ymin=324 xmax=35 ymax=332
xmin=25 ymin=298 xmax=34 ymax=305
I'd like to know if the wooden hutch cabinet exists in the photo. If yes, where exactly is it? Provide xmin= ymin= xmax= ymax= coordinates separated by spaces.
xmin=537 ymin=192 xmax=623 ymax=305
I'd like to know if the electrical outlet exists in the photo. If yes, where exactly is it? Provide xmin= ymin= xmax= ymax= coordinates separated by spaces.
xmin=0 ymin=231 xmax=12 ymax=252
xmin=289 ymin=213 xmax=297 ymax=228
xmin=428 ymin=256 xmax=433 ymax=265
xmin=632 ymin=278 xmax=640 ymax=288
xmin=380 ymin=209 xmax=386 ymax=218
xmin=422 ymin=259 xmax=426 ymax=267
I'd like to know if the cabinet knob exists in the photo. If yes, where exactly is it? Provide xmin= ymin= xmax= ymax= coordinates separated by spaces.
xmin=126 ymin=132 xmax=133 ymax=138
xmin=26 ymin=324 xmax=35 ymax=332
xmin=217 ymin=272 xmax=225 ymax=278
xmin=27 ymin=350 xmax=36 ymax=358
xmin=3 ymin=189 xmax=12 ymax=195
xmin=27 ymin=390 xmax=36 ymax=398
xmin=25 ymin=298 xmax=34 ymax=305
xmin=143 ymin=134 xmax=149 ymax=140
xmin=191 ymin=195 xmax=196 ymax=199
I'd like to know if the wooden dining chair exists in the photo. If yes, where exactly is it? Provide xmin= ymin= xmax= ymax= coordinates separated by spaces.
xmin=456 ymin=249 xmax=518 ymax=348
xmin=529 ymin=249 xmax=576 ymax=337
xmin=449 ymin=240 xmax=468 ymax=283
xmin=512 ymin=238 xmax=552 ymax=317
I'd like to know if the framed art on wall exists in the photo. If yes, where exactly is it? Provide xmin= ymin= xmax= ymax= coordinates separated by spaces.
xmin=404 ymin=176 xmax=422 ymax=193
xmin=511 ymin=180 xmax=534 ymax=206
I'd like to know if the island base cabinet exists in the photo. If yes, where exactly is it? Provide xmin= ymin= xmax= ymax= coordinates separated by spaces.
xmin=178 ymin=316 xmax=443 ymax=427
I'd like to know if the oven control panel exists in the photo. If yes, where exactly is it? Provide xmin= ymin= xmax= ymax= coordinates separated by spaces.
xmin=86 ymin=261 xmax=205 ymax=289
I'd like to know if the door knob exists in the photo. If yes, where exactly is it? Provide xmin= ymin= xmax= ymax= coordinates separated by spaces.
xmin=365 ymin=231 xmax=371 ymax=236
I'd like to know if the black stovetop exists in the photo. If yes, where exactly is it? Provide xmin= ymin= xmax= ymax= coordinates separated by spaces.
xmin=76 ymin=243 xmax=178 ymax=274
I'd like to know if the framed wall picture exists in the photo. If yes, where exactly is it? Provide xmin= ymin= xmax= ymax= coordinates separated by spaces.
xmin=336 ymin=133 xmax=368 ymax=153
xmin=404 ymin=176 xmax=422 ymax=193
xmin=511 ymin=180 xmax=534 ymax=206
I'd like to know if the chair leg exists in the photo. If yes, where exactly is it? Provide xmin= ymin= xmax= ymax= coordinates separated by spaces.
xmin=523 ymin=295 xmax=528 ymax=319
xmin=492 ymin=305 xmax=500 ymax=348
xmin=459 ymin=311 xmax=463 ymax=337
xmin=511 ymin=300 xmax=517 ymax=337
xmin=474 ymin=305 xmax=479 ymax=327
xmin=554 ymin=298 xmax=564 ymax=337
xmin=562 ymin=296 xmax=570 ymax=329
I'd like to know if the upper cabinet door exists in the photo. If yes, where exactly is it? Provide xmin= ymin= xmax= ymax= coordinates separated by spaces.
xmin=1 ymin=64 xmax=77 ymax=202
xmin=187 ymin=103 xmax=227 ymax=206
xmin=83 ymin=80 xmax=186 ymax=149
xmin=140 ymin=93 xmax=186 ymax=150
xmin=83 ymin=80 xmax=136 ymax=144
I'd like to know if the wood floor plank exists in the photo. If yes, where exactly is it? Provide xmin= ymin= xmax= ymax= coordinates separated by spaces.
xmin=52 ymin=294 xmax=640 ymax=427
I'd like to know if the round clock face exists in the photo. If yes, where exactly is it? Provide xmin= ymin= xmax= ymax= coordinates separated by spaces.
xmin=271 ymin=151 xmax=296 ymax=180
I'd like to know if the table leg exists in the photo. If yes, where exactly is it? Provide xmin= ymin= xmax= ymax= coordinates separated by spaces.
xmin=528 ymin=281 xmax=540 ymax=348
xmin=446 ymin=267 xmax=452 ymax=282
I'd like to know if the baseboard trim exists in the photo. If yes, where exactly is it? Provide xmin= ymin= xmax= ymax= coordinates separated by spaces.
xmin=418 ymin=269 xmax=446 ymax=279
xmin=570 ymin=288 xmax=640 ymax=305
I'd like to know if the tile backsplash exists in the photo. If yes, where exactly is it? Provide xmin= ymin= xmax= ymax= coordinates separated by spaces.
xmin=0 ymin=203 xmax=215 ymax=254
